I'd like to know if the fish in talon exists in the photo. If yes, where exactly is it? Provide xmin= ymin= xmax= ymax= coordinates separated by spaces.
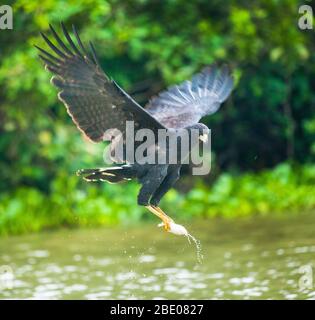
xmin=167 ymin=221 xmax=189 ymax=236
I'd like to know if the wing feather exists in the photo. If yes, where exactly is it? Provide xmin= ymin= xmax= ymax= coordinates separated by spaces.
xmin=146 ymin=65 xmax=233 ymax=128
xmin=36 ymin=24 xmax=165 ymax=143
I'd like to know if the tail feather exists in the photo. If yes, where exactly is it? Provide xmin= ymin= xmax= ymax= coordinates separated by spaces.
xmin=77 ymin=166 xmax=136 ymax=183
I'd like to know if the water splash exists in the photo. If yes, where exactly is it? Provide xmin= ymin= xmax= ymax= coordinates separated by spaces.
xmin=160 ymin=220 xmax=204 ymax=264
xmin=187 ymin=233 xmax=204 ymax=265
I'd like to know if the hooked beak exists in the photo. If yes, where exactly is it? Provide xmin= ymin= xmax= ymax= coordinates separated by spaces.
xmin=199 ymin=133 xmax=208 ymax=143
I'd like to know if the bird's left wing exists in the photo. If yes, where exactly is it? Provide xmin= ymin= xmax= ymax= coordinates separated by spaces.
xmin=36 ymin=24 xmax=166 ymax=143
xmin=146 ymin=65 xmax=234 ymax=128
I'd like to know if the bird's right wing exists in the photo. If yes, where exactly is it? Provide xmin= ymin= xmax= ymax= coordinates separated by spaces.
xmin=146 ymin=65 xmax=234 ymax=128
xmin=36 ymin=24 xmax=166 ymax=143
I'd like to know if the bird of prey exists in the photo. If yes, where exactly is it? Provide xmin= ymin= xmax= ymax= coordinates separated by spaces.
xmin=36 ymin=24 xmax=234 ymax=234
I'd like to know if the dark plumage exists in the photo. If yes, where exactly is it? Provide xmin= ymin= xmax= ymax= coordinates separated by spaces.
xmin=36 ymin=24 xmax=234 ymax=230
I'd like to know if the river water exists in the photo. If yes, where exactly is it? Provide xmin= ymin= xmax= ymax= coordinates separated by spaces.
xmin=0 ymin=214 xmax=314 ymax=299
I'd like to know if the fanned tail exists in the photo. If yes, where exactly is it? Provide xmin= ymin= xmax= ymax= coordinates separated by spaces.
xmin=77 ymin=165 xmax=136 ymax=183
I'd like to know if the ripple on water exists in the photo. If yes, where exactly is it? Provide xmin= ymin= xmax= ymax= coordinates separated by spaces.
xmin=32 ymin=283 xmax=65 ymax=299
xmin=138 ymin=276 xmax=157 ymax=284
xmin=142 ymin=284 xmax=161 ymax=292
xmin=115 ymin=271 xmax=137 ymax=282
xmin=73 ymin=254 xmax=82 ymax=262
xmin=95 ymin=258 xmax=112 ymax=266
xmin=85 ymin=291 xmax=112 ymax=300
xmin=229 ymin=276 xmax=255 ymax=285
xmin=45 ymin=264 xmax=63 ymax=274
xmin=231 ymin=288 xmax=262 ymax=297
xmin=294 ymin=246 xmax=313 ymax=254
xmin=138 ymin=255 xmax=156 ymax=263
xmin=27 ymin=250 xmax=50 ymax=258
xmin=63 ymin=284 xmax=88 ymax=295
xmin=64 ymin=265 xmax=78 ymax=272
xmin=207 ymin=273 xmax=224 ymax=279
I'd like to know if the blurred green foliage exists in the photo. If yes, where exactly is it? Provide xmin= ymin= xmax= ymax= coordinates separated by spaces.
xmin=0 ymin=0 xmax=314 ymax=234
xmin=0 ymin=163 xmax=314 ymax=235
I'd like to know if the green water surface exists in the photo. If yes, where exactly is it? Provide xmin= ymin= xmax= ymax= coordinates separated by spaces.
xmin=0 ymin=214 xmax=314 ymax=299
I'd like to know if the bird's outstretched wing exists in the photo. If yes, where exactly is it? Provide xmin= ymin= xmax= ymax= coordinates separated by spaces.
xmin=36 ymin=24 xmax=165 ymax=143
xmin=146 ymin=65 xmax=234 ymax=128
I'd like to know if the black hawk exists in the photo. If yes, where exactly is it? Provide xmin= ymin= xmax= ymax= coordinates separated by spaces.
xmin=36 ymin=24 xmax=234 ymax=234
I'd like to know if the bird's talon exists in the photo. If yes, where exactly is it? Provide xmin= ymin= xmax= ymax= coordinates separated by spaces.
xmin=146 ymin=205 xmax=173 ymax=232
xmin=163 ymin=222 xmax=171 ymax=232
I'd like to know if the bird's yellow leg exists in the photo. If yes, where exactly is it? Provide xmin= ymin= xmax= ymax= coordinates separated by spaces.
xmin=145 ymin=205 xmax=174 ymax=232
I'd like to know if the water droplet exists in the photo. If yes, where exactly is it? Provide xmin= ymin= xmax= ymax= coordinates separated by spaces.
xmin=187 ymin=233 xmax=204 ymax=265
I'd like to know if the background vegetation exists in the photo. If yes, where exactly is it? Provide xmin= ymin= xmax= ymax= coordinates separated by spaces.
xmin=0 ymin=0 xmax=314 ymax=235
